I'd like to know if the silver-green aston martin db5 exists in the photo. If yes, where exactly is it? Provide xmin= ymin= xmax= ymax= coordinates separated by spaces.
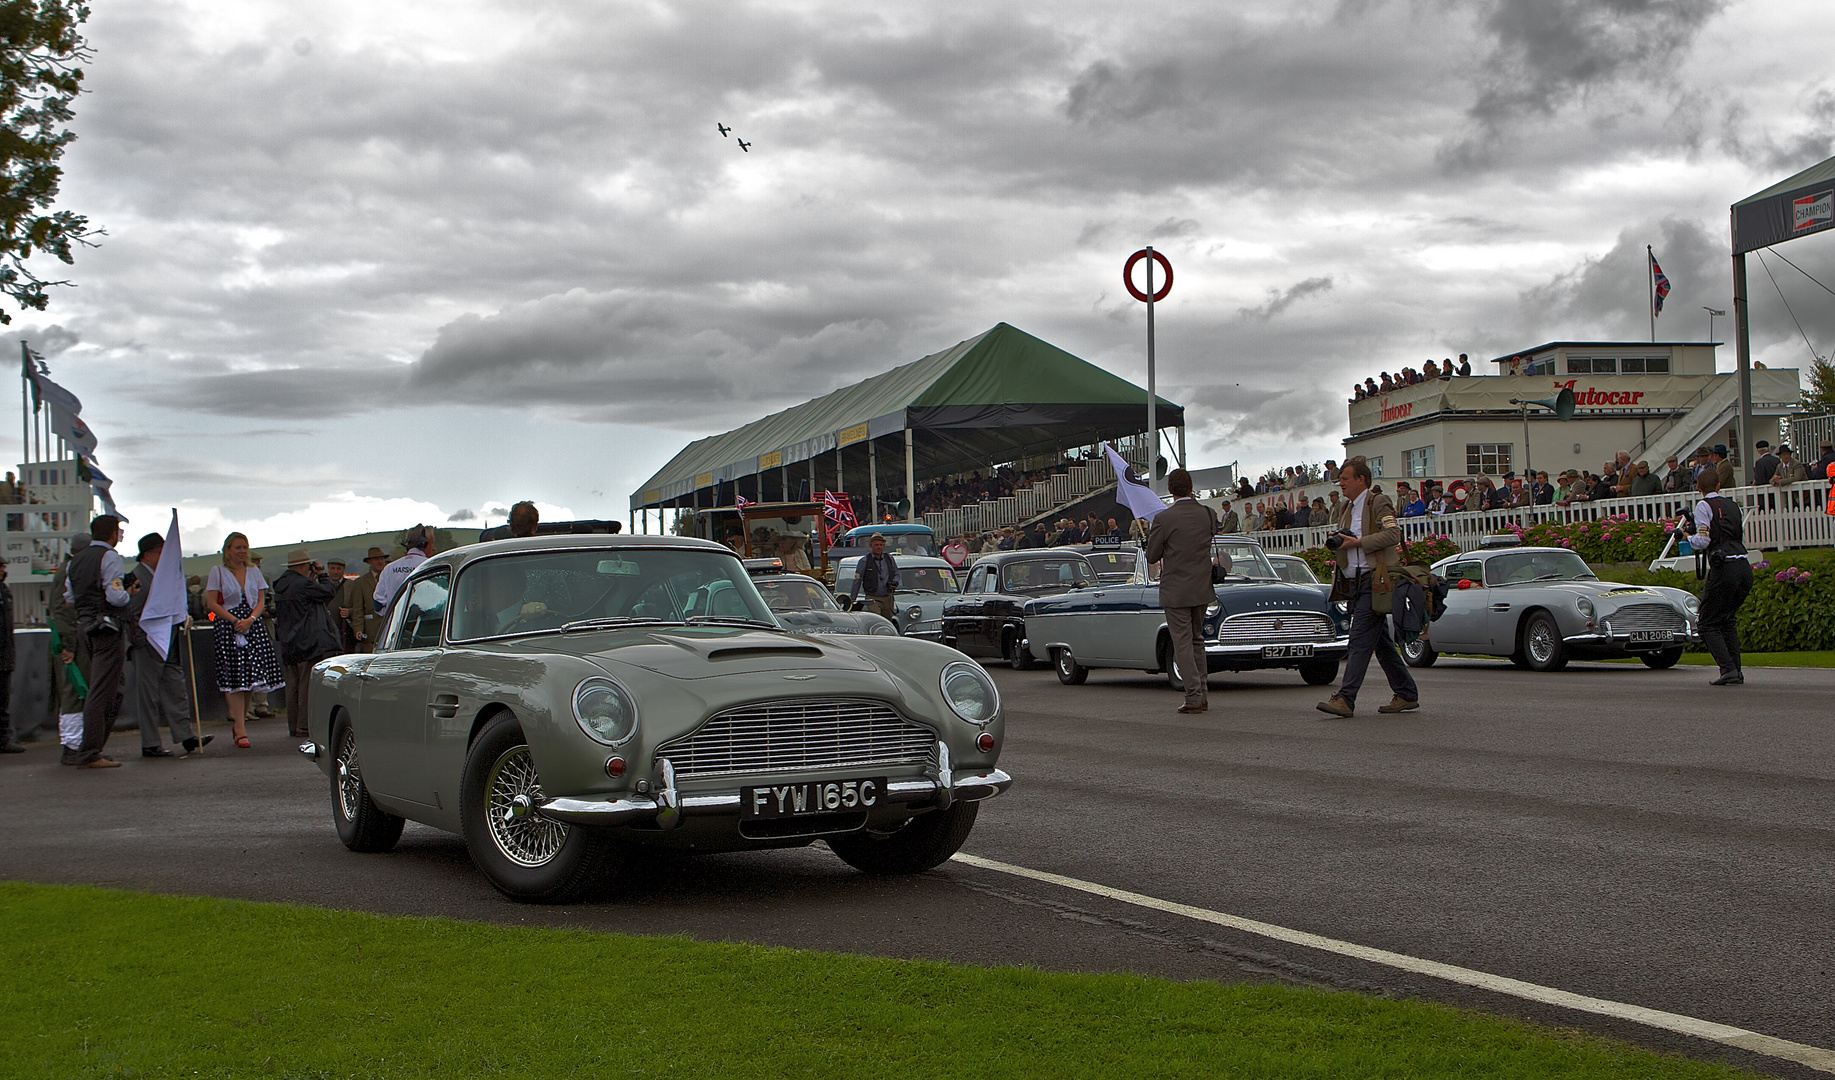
xmin=302 ymin=534 xmax=1011 ymax=903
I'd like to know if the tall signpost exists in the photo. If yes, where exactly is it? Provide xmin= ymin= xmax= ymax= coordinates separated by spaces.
xmin=1124 ymin=247 xmax=1173 ymax=480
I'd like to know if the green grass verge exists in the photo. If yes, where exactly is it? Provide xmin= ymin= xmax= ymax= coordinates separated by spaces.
xmin=0 ymin=882 xmax=1751 ymax=1079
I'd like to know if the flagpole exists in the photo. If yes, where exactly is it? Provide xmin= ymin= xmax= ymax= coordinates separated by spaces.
xmin=183 ymin=618 xmax=203 ymax=754
xmin=1647 ymin=245 xmax=1655 ymax=344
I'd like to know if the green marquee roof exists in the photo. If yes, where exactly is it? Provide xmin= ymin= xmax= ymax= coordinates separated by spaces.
xmin=632 ymin=322 xmax=1182 ymax=508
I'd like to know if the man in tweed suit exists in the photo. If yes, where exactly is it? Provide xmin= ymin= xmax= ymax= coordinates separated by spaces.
xmin=1146 ymin=469 xmax=1219 ymax=713
xmin=1318 ymin=458 xmax=1419 ymax=717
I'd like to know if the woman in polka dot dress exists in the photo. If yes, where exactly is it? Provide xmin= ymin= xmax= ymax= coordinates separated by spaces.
xmin=205 ymin=532 xmax=284 ymax=747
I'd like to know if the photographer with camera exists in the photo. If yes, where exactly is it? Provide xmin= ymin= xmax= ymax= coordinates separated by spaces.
xmin=1317 ymin=460 xmax=1420 ymax=718
xmin=65 ymin=515 xmax=132 ymax=768
xmin=275 ymin=549 xmax=344 ymax=738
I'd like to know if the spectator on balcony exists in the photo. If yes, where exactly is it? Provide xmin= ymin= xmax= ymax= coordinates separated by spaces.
xmin=1591 ymin=464 xmax=1619 ymax=502
xmin=1771 ymin=446 xmax=1809 ymax=486
xmin=1659 ymin=454 xmax=1688 ymax=494
xmin=1562 ymin=472 xmax=1591 ymax=502
xmin=1423 ymin=359 xmax=1440 ymax=379
xmin=1456 ymin=354 xmax=1472 ymax=376
xmin=1352 ymin=383 xmax=1366 ymax=401
xmin=1363 ymin=377 xmax=1379 ymax=398
xmin=1217 ymin=501 xmax=1240 ymax=534
xmin=1711 ymin=445 xmax=1735 ymax=489
xmin=1399 ymin=485 xmax=1426 ymax=517
xmin=1378 ymin=372 xmax=1395 ymax=392
xmin=1426 ymin=490 xmax=1447 ymax=516
xmin=1814 ymin=441 xmax=1835 ymax=477
xmin=1531 ymin=471 xmax=1555 ymax=505
xmin=1628 ymin=461 xmax=1662 ymax=497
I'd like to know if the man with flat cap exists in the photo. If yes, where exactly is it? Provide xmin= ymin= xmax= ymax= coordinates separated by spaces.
xmin=127 ymin=531 xmax=207 ymax=757
xmin=343 ymin=546 xmax=390 ymax=652
xmin=1752 ymin=440 xmax=1779 ymax=486
xmin=1711 ymin=444 xmax=1735 ymax=490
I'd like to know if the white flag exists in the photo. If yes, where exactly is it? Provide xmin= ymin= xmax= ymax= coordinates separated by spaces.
xmin=138 ymin=510 xmax=187 ymax=662
xmin=33 ymin=371 xmax=83 ymax=415
xmin=1104 ymin=442 xmax=1167 ymax=524
xmin=48 ymin=399 xmax=98 ymax=459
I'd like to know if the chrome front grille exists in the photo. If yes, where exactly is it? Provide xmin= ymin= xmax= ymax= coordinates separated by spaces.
xmin=1609 ymin=603 xmax=1685 ymax=633
xmin=657 ymin=699 xmax=936 ymax=781
xmin=1216 ymin=611 xmax=1337 ymax=644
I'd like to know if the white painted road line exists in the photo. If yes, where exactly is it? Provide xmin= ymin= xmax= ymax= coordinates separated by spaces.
xmin=952 ymin=853 xmax=1835 ymax=1074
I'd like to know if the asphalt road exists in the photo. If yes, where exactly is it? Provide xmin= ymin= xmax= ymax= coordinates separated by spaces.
xmin=2 ymin=657 xmax=1830 ymax=1076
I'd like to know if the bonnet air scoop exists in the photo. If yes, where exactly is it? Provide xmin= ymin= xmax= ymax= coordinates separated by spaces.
xmin=707 ymin=645 xmax=825 ymax=662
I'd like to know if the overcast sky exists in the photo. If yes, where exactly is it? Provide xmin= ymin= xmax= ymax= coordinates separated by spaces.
xmin=13 ymin=0 xmax=1835 ymax=550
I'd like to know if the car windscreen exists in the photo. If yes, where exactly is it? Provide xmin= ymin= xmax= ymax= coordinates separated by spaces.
xmin=754 ymin=576 xmax=838 ymax=612
xmin=1001 ymin=558 xmax=1094 ymax=592
xmin=1483 ymin=550 xmax=1597 ymax=586
xmin=1084 ymin=551 xmax=1139 ymax=580
xmin=843 ymin=530 xmax=937 ymax=557
xmin=835 ymin=563 xmax=957 ymax=594
xmin=1211 ymin=542 xmax=1278 ymax=578
xmin=449 ymin=547 xmax=774 ymax=640
xmin=1270 ymin=558 xmax=1319 ymax=584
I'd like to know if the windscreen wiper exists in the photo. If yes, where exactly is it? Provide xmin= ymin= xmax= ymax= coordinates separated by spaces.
xmin=560 ymin=617 xmax=680 ymax=634
xmin=683 ymin=615 xmax=782 ymax=630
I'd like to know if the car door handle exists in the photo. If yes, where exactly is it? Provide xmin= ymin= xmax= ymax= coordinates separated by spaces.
xmin=1490 ymin=603 xmax=1511 ymax=611
xmin=429 ymin=693 xmax=459 ymax=719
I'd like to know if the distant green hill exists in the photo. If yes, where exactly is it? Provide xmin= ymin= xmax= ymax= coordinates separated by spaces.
xmin=178 ymin=527 xmax=481 ymax=582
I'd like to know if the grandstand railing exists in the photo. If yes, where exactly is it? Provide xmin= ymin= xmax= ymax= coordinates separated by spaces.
xmin=920 ymin=463 xmax=1110 ymax=539
xmin=1243 ymin=480 xmax=1834 ymax=555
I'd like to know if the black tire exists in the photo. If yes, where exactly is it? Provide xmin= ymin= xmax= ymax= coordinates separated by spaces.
xmin=330 ymin=715 xmax=405 ymax=853
xmin=1004 ymin=628 xmax=1036 ymax=671
xmin=1299 ymin=658 xmax=1339 ymax=685
xmin=1641 ymin=647 xmax=1684 ymax=669
xmin=1520 ymin=611 xmax=1568 ymax=672
xmin=1054 ymin=647 xmax=1088 ymax=685
xmin=827 ymin=801 xmax=979 ymax=875
xmin=459 ymin=712 xmax=623 ymax=903
xmin=1401 ymin=636 xmax=1439 ymax=668
xmin=1158 ymin=635 xmax=1185 ymax=691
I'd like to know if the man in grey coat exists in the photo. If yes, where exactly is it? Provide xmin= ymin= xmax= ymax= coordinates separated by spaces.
xmin=126 ymin=532 xmax=205 ymax=757
xmin=1146 ymin=469 xmax=1219 ymax=713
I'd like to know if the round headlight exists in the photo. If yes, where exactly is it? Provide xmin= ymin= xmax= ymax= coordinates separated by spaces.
xmin=1576 ymin=597 xmax=1594 ymax=618
xmin=907 ymin=605 xmax=924 ymax=623
xmin=940 ymin=661 xmax=999 ymax=725
xmin=1685 ymin=596 xmax=1700 ymax=615
xmin=573 ymin=679 xmax=636 ymax=746
xmin=1205 ymin=601 xmax=1221 ymax=617
xmin=869 ymin=620 xmax=898 ymax=636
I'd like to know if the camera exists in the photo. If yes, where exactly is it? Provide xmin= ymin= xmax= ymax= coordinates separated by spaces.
xmin=1324 ymin=530 xmax=1355 ymax=551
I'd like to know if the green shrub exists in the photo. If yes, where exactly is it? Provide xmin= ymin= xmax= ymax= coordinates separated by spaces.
xmin=1524 ymin=516 xmax=1671 ymax=563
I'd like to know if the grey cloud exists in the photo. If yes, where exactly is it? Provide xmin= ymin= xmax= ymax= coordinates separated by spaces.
xmin=1147 ymin=218 xmax=1201 ymax=240
xmin=1238 ymin=277 xmax=1334 ymax=322
xmin=27 ymin=324 xmax=81 ymax=356
xmin=1442 ymin=0 xmax=1727 ymax=168
xmin=447 ymin=508 xmax=475 ymax=522
xmin=143 ymin=365 xmax=403 ymax=419
xmin=1721 ymin=88 xmax=1835 ymax=174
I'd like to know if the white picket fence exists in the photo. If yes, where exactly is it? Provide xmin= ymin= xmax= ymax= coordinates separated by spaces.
xmin=920 ymin=463 xmax=1112 ymax=539
xmin=1245 ymin=479 xmax=1834 ymax=555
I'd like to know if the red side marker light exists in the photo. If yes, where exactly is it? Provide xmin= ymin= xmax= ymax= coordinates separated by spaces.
xmin=977 ymin=732 xmax=995 ymax=753
xmin=605 ymin=756 xmax=626 ymax=778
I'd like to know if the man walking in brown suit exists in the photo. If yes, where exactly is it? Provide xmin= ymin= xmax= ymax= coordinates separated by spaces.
xmin=342 ymin=547 xmax=389 ymax=653
xmin=1318 ymin=458 xmax=1420 ymax=717
xmin=1146 ymin=469 xmax=1219 ymax=714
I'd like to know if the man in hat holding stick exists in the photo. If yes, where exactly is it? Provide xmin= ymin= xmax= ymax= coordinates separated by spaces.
xmin=127 ymin=529 xmax=207 ymax=757
xmin=274 ymin=549 xmax=341 ymax=739
xmin=342 ymin=546 xmax=390 ymax=653
xmin=134 ymin=514 xmax=209 ymax=756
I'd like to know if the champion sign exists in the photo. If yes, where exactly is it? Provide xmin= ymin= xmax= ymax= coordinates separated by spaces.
xmin=1793 ymin=189 xmax=1833 ymax=234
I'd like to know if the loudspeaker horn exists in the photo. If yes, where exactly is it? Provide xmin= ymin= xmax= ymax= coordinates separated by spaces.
xmin=1523 ymin=387 xmax=1576 ymax=420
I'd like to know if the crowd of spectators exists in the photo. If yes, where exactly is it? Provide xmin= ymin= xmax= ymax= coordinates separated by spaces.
xmin=907 ymin=448 xmax=1115 ymax=520
xmin=1351 ymin=355 xmax=1473 ymax=401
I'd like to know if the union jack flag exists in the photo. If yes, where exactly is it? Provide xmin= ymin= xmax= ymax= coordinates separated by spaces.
xmin=820 ymin=490 xmax=857 ymax=545
xmin=1651 ymin=252 xmax=1671 ymax=316
xmin=735 ymin=494 xmax=753 ymax=510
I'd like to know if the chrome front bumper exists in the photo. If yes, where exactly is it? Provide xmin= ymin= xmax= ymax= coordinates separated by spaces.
xmin=1563 ymin=630 xmax=1698 ymax=648
xmin=1204 ymin=637 xmax=1351 ymax=659
xmin=538 ymin=740 xmax=1012 ymax=828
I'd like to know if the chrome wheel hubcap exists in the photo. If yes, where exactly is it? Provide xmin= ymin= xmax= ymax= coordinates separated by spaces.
xmin=485 ymin=745 xmax=568 ymax=867
xmin=335 ymin=732 xmax=362 ymax=820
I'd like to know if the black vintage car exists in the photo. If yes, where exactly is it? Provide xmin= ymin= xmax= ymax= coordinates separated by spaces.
xmin=939 ymin=549 xmax=1098 ymax=669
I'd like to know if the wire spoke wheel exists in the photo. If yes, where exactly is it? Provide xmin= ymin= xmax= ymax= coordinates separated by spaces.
xmin=1527 ymin=620 xmax=1556 ymax=663
xmin=484 ymin=745 xmax=569 ymax=868
xmin=335 ymin=728 xmax=364 ymax=821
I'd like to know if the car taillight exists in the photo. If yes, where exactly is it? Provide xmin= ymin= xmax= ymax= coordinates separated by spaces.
xmin=605 ymin=756 xmax=626 ymax=778
xmin=977 ymin=733 xmax=995 ymax=753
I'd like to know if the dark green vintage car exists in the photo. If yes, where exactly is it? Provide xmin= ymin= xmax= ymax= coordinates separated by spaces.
xmin=1023 ymin=537 xmax=1350 ymax=687
xmin=303 ymin=535 xmax=1010 ymax=902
